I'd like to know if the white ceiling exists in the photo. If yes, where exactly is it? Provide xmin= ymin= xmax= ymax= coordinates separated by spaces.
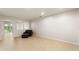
xmin=0 ymin=8 xmax=76 ymax=21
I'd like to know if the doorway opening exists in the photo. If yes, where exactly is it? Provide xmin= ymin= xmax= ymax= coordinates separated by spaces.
xmin=4 ymin=23 xmax=13 ymax=33
xmin=4 ymin=23 xmax=13 ymax=40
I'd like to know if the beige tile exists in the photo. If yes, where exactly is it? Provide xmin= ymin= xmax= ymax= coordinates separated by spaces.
xmin=0 ymin=34 xmax=79 ymax=51
xmin=14 ymin=37 xmax=79 ymax=51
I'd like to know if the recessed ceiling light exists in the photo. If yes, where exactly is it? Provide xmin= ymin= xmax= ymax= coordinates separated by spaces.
xmin=5 ymin=24 xmax=8 ymax=26
xmin=41 ymin=12 xmax=45 ymax=16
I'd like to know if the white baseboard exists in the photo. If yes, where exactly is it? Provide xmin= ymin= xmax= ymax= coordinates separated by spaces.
xmin=37 ymin=35 xmax=79 ymax=46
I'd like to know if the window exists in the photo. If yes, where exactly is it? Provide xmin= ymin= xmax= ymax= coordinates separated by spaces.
xmin=23 ymin=22 xmax=29 ymax=30
xmin=16 ymin=22 xmax=29 ymax=30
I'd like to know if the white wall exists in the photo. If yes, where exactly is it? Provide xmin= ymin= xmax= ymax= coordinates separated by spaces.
xmin=0 ymin=22 xmax=4 ymax=40
xmin=31 ymin=9 xmax=79 ymax=45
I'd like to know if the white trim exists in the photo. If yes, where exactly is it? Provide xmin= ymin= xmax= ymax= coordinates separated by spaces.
xmin=37 ymin=35 xmax=79 ymax=46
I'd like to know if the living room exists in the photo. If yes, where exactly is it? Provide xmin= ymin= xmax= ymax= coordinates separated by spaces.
xmin=0 ymin=8 xmax=79 ymax=51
